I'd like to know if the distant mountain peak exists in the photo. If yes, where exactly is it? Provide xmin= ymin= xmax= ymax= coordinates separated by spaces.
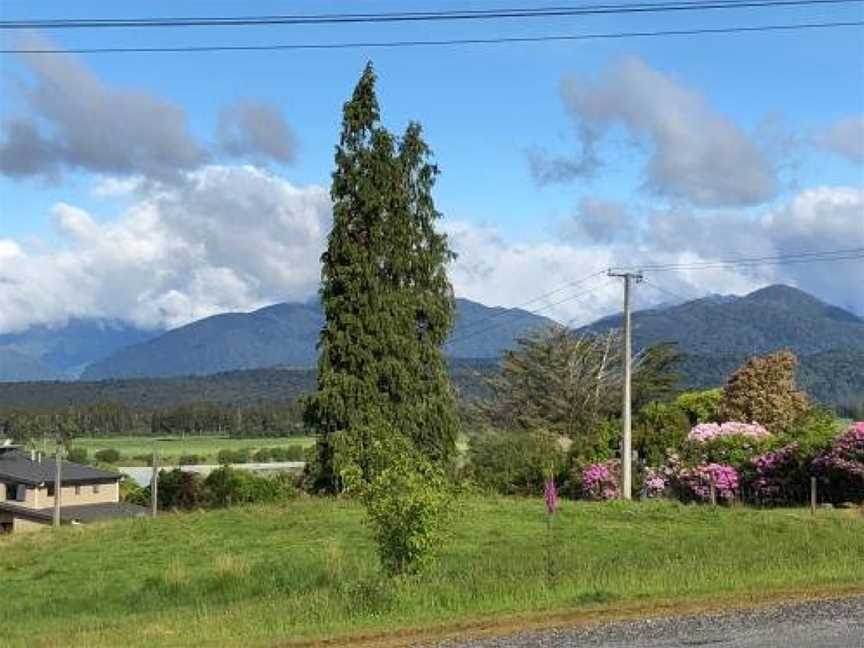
xmin=745 ymin=284 xmax=819 ymax=304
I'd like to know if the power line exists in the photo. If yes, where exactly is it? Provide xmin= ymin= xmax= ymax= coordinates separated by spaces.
xmin=448 ymin=279 xmax=617 ymax=346
xmin=455 ymin=270 xmax=606 ymax=333
xmin=3 ymin=20 xmax=862 ymax=54
xmin=612 ymin=247 xmax=864 ymax=273
xmin=640 ymin=279 xmax=707 ymax=304
xmin=2 ymin=0 xmax=859 ymax=29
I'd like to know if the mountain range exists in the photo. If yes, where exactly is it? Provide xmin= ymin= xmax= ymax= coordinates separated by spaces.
xmin=1 ymin=285 xmax=862 ymax=408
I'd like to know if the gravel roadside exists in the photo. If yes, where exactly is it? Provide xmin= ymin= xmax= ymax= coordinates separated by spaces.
xmin=432 ymin=595 xmax=864 ymax=648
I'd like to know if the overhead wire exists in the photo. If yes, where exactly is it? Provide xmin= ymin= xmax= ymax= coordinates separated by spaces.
xmin=2 ymin=0 xmax=859 ymax=29
xmin=2 ymin=21 xmax=862 ymax=54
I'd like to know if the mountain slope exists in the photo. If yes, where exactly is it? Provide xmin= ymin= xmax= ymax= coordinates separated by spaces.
xmin=0 ymin=348 xmax=65 ymax=382
xmin=582 ymin=284 xmax=864 ymax=357
xmin=81 ymin=299 xmax=556 ymax=380
xmin=0 ymin=319 xmax=159 ymax=380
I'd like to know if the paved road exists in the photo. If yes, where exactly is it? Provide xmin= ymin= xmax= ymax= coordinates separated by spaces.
xmin=436 ymin=596 xmax=864 ymax=648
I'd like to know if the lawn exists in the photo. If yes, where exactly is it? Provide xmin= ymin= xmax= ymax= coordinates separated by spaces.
xmin=2 ymin=498 xmax=863 ymax=647
xmin=68 ymin=435 xmax=316 ymax=465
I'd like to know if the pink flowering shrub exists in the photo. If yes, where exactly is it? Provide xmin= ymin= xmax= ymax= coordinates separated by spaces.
xmin=643 ymin=467 xmax=668 ymax=498
xmin=811 ymin=422 xmax=864 ymax=503
xmin=677 ymin=463 xmax=739 ymax=502
xmin=581 ymin=460 xmax=620 ymax=501
xmin=750 ymin=443 xmax=809 ymax=505
xmin=687 ymin=421 xmax=771 ymax=443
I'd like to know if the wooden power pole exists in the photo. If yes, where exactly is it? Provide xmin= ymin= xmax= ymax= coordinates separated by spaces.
xmin=53 ymin=442 xmax=62 ymax=528
xmin=151 ymin=448 xmax=159 ymax=518
xmin=608 ymin=269 xmax=643 ymax=500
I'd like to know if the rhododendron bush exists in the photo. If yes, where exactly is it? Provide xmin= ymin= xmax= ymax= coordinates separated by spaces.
xmin=581 ymin=460 xmax=621 ymax=501
xmin=687 ymin=422 xmax=771 ymax=443
xmin=677 ymin=463 xmax=740 ymax=502
xmin=812 ymin=422 xmax=864 ymax=503
xmin=750 ymin=443 xmax=810 ymax=505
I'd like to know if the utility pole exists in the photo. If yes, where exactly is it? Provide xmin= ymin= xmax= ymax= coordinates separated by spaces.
xmin=608 ymin=269 xmax=643 ymax=500
xmin=151 ymin=448 xmax=159 ymax=518
xmin=53 ymin=442 xmax=62 ymax=528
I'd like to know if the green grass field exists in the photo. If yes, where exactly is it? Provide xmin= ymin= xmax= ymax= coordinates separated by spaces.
xmin=67 ymin=435 xmax=315 ymax=465
xmin=2 ymin=498 xmax=863 ymax=647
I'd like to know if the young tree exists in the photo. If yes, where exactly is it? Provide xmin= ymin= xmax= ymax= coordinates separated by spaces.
xmin=720 ymin=350 xmax=809 ymax=434
xmin=304 ymin=63 xmax=459 ymax=491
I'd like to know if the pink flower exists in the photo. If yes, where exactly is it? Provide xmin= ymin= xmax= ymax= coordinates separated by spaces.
xmin=544 ymin=477 xmax=558 ymax=515
xmin=581 ymin=460 xmax=621 ymax=501
xmin=687 ymin=421 xmax=770 ymax=443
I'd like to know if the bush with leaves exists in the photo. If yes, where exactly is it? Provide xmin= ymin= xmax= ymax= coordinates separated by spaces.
xmin=66 ymin=447 xmax=89 ymax=464
xmin=580 ymin=459 xmax=621 ymax=501
xmin=216 ymin=448 xmax=251 ymax=465
xmin=270 ymin=445 xmax=307 ymax=462
xmin=674 ymin=389 xmax=722 ymax=426
xmin=94 ymin=448 xmax=121 ymax=464
xmin=177 ymin=453 xmax=203 ymax=466
xmin=634 ymin=402 xmax=690 ymax=466
xmin=467 ymin=429 xmax=566 ymax=496
xmin=356 ymin=438 xmax=453 ymax=576
xmin=720 ymin=350 xmax=809 ymax=434
xmin=204 ymin=465 xmax=296 ymax=507
xmin=812 ymin=422 xmax=864 ymax=503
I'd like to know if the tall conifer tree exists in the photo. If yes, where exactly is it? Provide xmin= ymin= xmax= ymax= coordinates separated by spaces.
xmin=305 ymin=63 xmax=459 ymax=491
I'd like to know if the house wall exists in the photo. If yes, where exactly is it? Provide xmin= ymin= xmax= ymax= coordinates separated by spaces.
xmin=1 ymin=480 xmax=119 ymax=509
xmin=37 ymin=481 xmax=119 ymax=508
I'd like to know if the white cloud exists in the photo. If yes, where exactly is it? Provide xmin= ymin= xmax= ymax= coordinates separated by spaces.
xmin=1 ymin=166 xmax=861 ymax=335
xmin=0 ymin=165 xmax=330 ymax=333
xmin=534 ymin=56 xmax=777 ymax=207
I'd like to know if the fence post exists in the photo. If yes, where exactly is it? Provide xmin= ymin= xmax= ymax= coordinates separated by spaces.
xmin=709 ymin=482 xmax=717 ymax=507
xmin=151 ymin=449 xmax=159 ymax=519
xmin=810 ymin=476 xmax=817 ymax=516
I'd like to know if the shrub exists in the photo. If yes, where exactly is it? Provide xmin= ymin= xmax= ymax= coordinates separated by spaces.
xmin=634 ymin=402 xmax=690 ymax=466
xmin=675 ymin=388 xmax=722 ymax=425
xmin=720 ymin=350 xmax=809 ymax=434
xmin=216 ymin=448 xmax=251 ymax=465
xmin=750 ymin=443 xmax=811 ymax=506
xmin=643 ymin=466 xmax=668 ymax=498
xmin=66 ymin=447 xmax=89 ymax=464
xmin=177 ymin=454 xmax=203 ymax=466
xmin=468 ymin=429 xmax=566 ymax=495
xmin=812 ymin=422 xmax=864 ymax=503
xmin=676 ymin=463 xmax=739 ymax=502
xmin=94 ymin=448 xmax=121 ymax=464
xmin=119 ymin=477 xmax=144 ymax=503
xmin=581 ymin=460 xmax=621 ymax=501
xmin=687 ymin=421 xmax=771 ymax=443
xmin=253 ymin=448 xmax=273 ymax=463
xmin=204 ymin=466 xmax=295 ymax=507
xmin=156 ymin=469 xmax=206 ymax=510
xmin=270 ymin=445 xmax=306 ymax=462
xmin=359 ymin=444 xmax=452 ymax=576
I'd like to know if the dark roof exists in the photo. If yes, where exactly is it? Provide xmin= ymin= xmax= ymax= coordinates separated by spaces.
xmin=0 ymin=500 xmax=149 ymax=524
xmin=0 ymin=448 xmax=120 ymax=486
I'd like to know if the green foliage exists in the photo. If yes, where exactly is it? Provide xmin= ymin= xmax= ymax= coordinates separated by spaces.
xmin=682 ymin=435 xmax=776 ymax=469
xmin=720 ymin=350 xmax=810 ymax=434
xmin=305 ymin=63 xmax=459 ymax=490
xmin=66 ymin=447 xmax=89 ymax=464
xmin=94 ymin=448 xmax=121 ymax=464
xmin=204 ymin=466 xmax=296 ymax=508
xmin=467 ymin=429 xmax=566 ymax=496
xmin=479 ymin=329 xmax=681 ymax=446
xmin=119 ymin=477 xmax=144 ymax=504
xmin=357 ymin=437 xmax=454 ymax=576
xmin=633 ymin=401 xmax=690 ymax=466
xmin=270 ymin=445 xmax=306 ymax=462
xmin=177 ymin=454 xmax=203 ymax=466
xmin=216 ymin=448 xmax=251 ymax=465
xmin=568 ymin=417 xmax=619 ymax=465
xmin=674 ymin=388 xmax=722 ymax=425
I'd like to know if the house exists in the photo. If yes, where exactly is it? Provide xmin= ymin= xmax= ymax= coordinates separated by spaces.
xmin=0 ymin=443 xmax=147 ymax=534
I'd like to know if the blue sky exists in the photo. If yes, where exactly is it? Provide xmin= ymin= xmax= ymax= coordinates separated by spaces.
xmin=0 ymin=1 xmax=862 ymax=332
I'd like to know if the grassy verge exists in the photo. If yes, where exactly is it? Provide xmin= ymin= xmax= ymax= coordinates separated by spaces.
xmin=67 ymin=435 xmax=315 ymax=465
xmin=1 ymin=498 xmax=862 ymax=646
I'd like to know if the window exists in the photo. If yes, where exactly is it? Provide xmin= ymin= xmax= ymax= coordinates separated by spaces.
xmin=93 ymin=484 xmax=100 ymax=494
xmin=75 ymin=485 xmax=81 ymax=496
xmin=47 ymin=483 xmax=55 ymax=497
